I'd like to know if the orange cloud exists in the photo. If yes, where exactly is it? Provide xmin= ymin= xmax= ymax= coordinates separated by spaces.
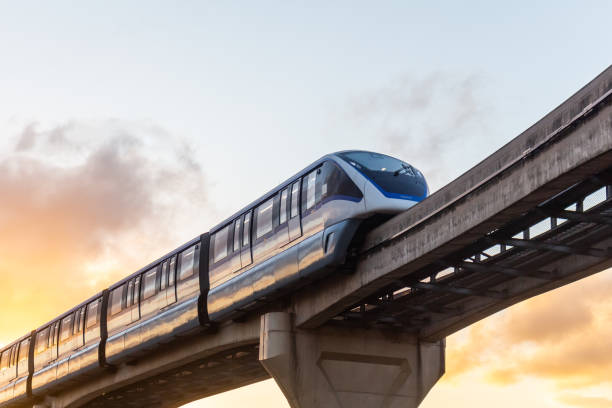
xmin=445 ymin=269 xmax=612 ymax=391
xmin=0 ymin=121 xmax=210 ymax=344
xmin=557 ymin=394 xmax=612 ymax=408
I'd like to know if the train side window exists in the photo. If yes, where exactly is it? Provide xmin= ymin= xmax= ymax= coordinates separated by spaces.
xmin=256 ymin=198 xmax=274 ymax=239
xmin=127 ymin=279 xmax=134 ymax=306
xmin=280 ymin=189 xmax=288 ymax=224
xmin=291 ymin=181 xmax=300 ymax=218
xmin=242 ymin=212 xmax=251 ymax=247
xmin=168 ymin=256 xmax=176 ymax=286
xmin=233 ymin=219 xmax=241 ymax=252
xmin=36 ymin=327 xmax=49 ymax=353
xmin=160 ymin=261 xmax=168 ymax=290
xmin=86 ymin=299 xmax=100 ymax=328
xmin=18 ymin=339 xmax=29 ymax=363
xmin=304 ymin=170 xmax=317 ymax=210
xmin=110 ymin=286 xmax=124 ymax=316
xmin=179 ymin=245 xmax=196 ymax=280
xmin=213 ymin=226 xmax=229 ymax=263
xmin=142 ymin=268 xmax=158 ymax=299
xmin=8 ymin=346 xmax=14 ymax=367
xmin=73 ymin=309 xmax=83 ymax=334
xmin=48 ymin=324 xmax=55 ymax=348
xmin=1 ymin=349 xmax=10 ymax=370
xmin=60 ymin=315 xmax=73 ymax=341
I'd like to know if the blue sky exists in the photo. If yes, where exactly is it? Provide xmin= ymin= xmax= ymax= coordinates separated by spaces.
xmin=0 ymin=2 xmax=610 ymax=407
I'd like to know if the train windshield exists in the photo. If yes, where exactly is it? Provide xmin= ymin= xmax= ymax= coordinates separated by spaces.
xmin=338 ymin=151 xmax=428 ymax=200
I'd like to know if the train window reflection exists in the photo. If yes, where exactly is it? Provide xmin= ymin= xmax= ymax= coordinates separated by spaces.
xmin=179 ymin=246 xmax=196 ymax=280
xmin=213 ymin=226 xmax=229 ymax=263
xmin=60 ymin=316 xmax=72 ymax=341
xmin=306 ymin=171 xmax=317 ymax=210
xmin=142 ymin=269 xmax=158 ymax=299
xmin=291 ymin=182 xmax=300 ymax=218
xmin=243 ymin=213 xmax=251 ymax=247
xmin=18 ymin=339 xmax=29 ymax=363
xmin=110 ymin=286 xmax=124 ymax=316
xmin=86 ymin=300 xmax=100 ymax=328
xmin=233 ymin=219 xmax=241 ymax=252
xmin=0 ymin=349 xmax=9 ymax=370
xmin=256 ymin=199 xmax=274 ymax=239
xmin=169 ymin=257 xmax=176 ymax=286
xmin=280 ymin=189 xmax=288 ymax=224
xmin=36 ymin=328 xmax=49 ymax=353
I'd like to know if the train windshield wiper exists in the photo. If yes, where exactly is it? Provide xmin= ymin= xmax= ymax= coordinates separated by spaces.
xmin=393 ymin=164 xmax=413 ymax=176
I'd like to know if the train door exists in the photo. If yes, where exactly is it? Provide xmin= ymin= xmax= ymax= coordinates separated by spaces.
xmin=288 ymin=179 xmax=302 ymax=242
xmin=240 ymin=211 xmax=253 ymax=267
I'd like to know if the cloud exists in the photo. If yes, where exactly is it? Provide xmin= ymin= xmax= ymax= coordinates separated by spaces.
xmin=444 ymin=269 xmax=612 ymax=390
xmin=0 ymin=120 xmax=210 ymax=344
xmin=345 ymin=72 xmax=494 ymax=191
xmin=558 ymin=394 xmax=612 ymax=408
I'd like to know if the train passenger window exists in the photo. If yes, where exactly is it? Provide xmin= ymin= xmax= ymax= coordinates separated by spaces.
xmin=86 ymin=299 xmax=100 ymax=328
xmin=233 ymin=219 xmax=241 ymax=252
xmin=8 ymin=346 xmax=15 ymax=367
xmin=291 ymin=181 xmax=300 ymax=218
xmin=60 ymin=315 xmax=73 ymax=341
xmin=48 ymin=324 xmax=55 ymax=348
xmin=73 ymin=310 xmax=81 ymax=334
xmin=256 ymin=198 xmax=274 ymax=239
xmin=305 ymin=171 xmax=317 ymax=210
xmin=18 ymin=339 xmax=29 ymax=363
xmin=1 ymin=349 xmax=10 ymax=370
xmin=213 ymin=226 xmax=229 ymax=263
xmin=160 ymin=262 xmax=167 ymax=290
xmin=9 ymin=346 xmax=15 ymax=367
xmin=280 ymin=189 xmax=288 ymax=224
xmin=169 ymin=256 xmax=176 ymax=286
xmin=179 ymin=245 xmax=196 ymax=280
xmin=110 ymin=286 xmax=124 ymax=316
xmin=76 ymin=308 xmax=85 ymax=333
xmin=242 ymin=212 xmax=251 ymax=247
xmin=36 ymin=327 xmax=49 ymax=353
xmin=142 ymin=268 xmax=158 ymax=299
xmin=127 ymin=280 xmax=134 ymax=305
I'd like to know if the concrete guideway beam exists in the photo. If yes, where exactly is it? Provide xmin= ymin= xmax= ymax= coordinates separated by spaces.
xmin=259 ymin=313 xmax=445 ymax=408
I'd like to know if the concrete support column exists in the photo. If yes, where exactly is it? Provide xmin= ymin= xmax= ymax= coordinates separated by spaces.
xmin=259 ymin=312 xmax=445 ymax=408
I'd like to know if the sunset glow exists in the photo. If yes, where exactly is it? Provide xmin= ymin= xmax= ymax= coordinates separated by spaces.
xmin=1 ymin=2 xmax=611 ymax=407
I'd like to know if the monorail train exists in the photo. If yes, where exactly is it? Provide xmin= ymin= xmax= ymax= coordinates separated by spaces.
xmin=0 ymin=150 xmax=428 ymax=407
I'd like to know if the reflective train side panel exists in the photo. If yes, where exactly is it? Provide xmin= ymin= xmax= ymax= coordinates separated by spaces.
xmin=207 ymin=151 xmax=428 ymax=322
xmin=104 ymin=235 xmax=209 ymax=366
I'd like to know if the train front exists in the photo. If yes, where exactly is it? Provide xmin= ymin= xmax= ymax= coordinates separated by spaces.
xmin=336 ymin=150 xmax=428 ymax=213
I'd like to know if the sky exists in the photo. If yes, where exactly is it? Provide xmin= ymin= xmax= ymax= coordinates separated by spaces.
xmin=0 ymin=1 xmax=611 ymax=407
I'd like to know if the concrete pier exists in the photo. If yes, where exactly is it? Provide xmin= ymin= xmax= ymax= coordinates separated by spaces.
xmin=259 ymin=312 xmax=445 ymax=408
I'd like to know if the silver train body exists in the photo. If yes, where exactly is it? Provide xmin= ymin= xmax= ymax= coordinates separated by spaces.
xmin=0 ymin=151 xmax=428 ymax=407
